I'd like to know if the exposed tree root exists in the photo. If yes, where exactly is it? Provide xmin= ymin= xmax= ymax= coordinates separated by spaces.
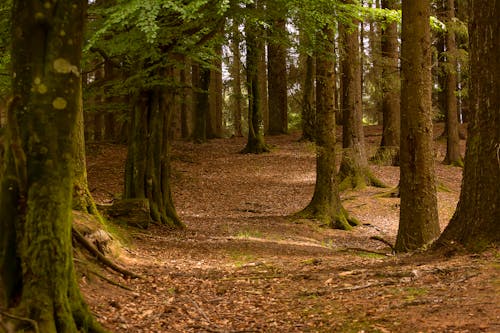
xmin=339 ymin=168 xmax=387 ymax=191
xmin=292 ymin=206 xmax=359 ymax=231
xmin=0 ymin=309 xmax=39 ymax=333
xmin=371 ymin=146 xmax=400 ymax=166
xmin=370 ymin=235 xmax=396 ymax=252
xmin=72 ymin=227 xmax=143 ymax=279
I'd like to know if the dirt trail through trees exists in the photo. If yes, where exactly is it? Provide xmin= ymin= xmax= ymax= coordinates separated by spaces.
xmin=83 ymin=131 xmax=499 ymax=333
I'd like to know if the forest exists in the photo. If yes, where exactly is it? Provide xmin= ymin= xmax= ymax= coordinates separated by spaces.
xmin=0 ymin=0 xmax=498 ymax=332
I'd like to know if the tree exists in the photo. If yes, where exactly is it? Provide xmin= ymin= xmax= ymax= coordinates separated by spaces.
xmin=442 ymin=0 xmax=463 ymax=166
xmin=338 ymin=3 xmax=385 ymax=190
xmin=266 ymin=1 xmax=288 ymax=135
xmin=229 ymin=18 xmax=244 ymax=137
xmin=373 ymin=0 xmax=400 ymax=165
xmin=294 ymin=24 xmax=358 ymax=230
xmin=0 ymin=1 xmax=105 ymax=331
xmin=192 ymin=62 xmax=210 ymax=143
xmin=241 ymin=1 xmax=269 ymax=153
xmin=396 ymin=0 xmax=440 ymax=252
xmin=89 ymin=0 xmax=225 ymax=226
xmin=436 ymin=0 xmax=499 ymax=251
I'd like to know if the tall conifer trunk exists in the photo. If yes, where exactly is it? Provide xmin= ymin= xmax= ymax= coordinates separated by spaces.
xmin=436 ymin=0 xmax=499 ymax=251
xmin=267 ymin=6 xmax=288 ymax=135
xmin=374 ymin=0 xmax=400 ymax=165
xmin=0 ymin=1 xmax=105 ymax=331
xmin=396 ymin=0 xmax=440 ymax=252
xmin=338 ymin=5 xmax=385 ymax=190
xmin=442 ymin=0 xmax=463 ymax=166
xmin=294 ymin=26 xmax=357 ymax=230
xmin=242 ymin=1 xmax=269 ymax=153
xmin=124 ymin=80 xmax=182 ymax=228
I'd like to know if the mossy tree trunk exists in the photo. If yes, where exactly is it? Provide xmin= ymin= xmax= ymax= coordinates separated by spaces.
xmin=294 ymin=25 xmax=358 ymax=230
xmin=396 ymin=0 xmax=440 ymax=252
xmin=338 ymin=8 xmax=385 ymax=191
xmin=436 ymin=0 xmax=499 ymax=251
xmin=242 ymin=1 xmax=269 ymax=154
xmin=442 ymin=0 xmax=463 ymax=167
xmin=0 ymin=1 xmax=105 ymax=331
xmin=374 ymin=0 xmax=400 ymax=165
xmin=124 ymin=82 xmax=183 ymax=228
xmin=267 ymin=6 xmax=288 ymax=135
xmin=73 ymin=77 xmax=102 ymax=219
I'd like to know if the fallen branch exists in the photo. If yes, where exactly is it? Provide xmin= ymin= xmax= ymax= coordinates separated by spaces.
xmin=0 ymin=308 xmax=39 ymax=333
xmin=72 ymin=227 xmax=143 ymax=279
xmin=339 ymin=247 xmax=391 ymax=256
xmin=337 ymin=281 xmax=395 ymax=292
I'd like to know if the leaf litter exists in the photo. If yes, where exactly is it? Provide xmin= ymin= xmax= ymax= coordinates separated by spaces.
xmin=83 ymin=125 xmax=499 ymax=333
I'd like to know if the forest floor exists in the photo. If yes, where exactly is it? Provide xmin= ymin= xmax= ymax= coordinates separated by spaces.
xmin=82 ymin=125 xmax=499 ymax=333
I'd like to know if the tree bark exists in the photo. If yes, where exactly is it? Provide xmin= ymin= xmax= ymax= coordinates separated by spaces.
xmin=124 ymin=82 xmax=183 ymax=228
xmin=0 ymin=1 xmax=106 ymax=331
xmin=192 ymin=63 xmax=210 ymax=143
xmin=209 ymin=43 xmax=223 ymax=138
xmin=436 ymin=0 xmax=499 ymax=251
xmin=442 ymin=0 xmax=463 ymax=166
xmin=294 ymin=26 xmax=357 ymax=230
xmin=374 ymin=0 xmax=400 ymax=165
xmin=396 ymin=0 xmax=440 ymax=252
xmin=242 ymin=1 xmax=269 ymax=153
xmin=267 ymin=11 xmax=288 ymax=135
xmin=301 ymin=54 xmax=316 ymax=141
xmin=230 ymin=21 xmax=243 ymax=137
xmin=338 ymin=7 xmax=385 ymax=190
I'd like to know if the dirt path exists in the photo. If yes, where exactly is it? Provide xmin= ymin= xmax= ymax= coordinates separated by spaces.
xmin=83 ymin=131 xmax=499 ymax=333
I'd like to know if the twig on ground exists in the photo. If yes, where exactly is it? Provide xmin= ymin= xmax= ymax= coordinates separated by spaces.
xmin=337 ymin=281 xmax=395 ymax=292
xmin=339 ymin=247 xmax=391 ymax=256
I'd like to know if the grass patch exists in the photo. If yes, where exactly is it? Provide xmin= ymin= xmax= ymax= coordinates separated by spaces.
xmin=235 ymin=229 xmax=263 ymax=239
xmin=227 ymin=250 xmax=256 ymax=268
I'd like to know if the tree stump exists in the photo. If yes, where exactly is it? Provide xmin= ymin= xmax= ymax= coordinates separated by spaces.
xmin=99 ymin=199 xmax=152 ymax=229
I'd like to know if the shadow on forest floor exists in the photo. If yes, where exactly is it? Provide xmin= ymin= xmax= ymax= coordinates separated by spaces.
xmin=82 ymin=126 xmax=499 ymax=333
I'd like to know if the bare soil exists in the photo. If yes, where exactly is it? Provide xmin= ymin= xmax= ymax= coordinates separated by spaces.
xmin=83 ymin=125 xmax=499 ymax=333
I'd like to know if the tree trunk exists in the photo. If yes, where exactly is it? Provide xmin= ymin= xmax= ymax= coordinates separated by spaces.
xmin=436 ymin=0 xmax=499 ymax=251
xmin=258 ymin=1 xmax=269 ymax=135
xmin=338 ymin=8 xmax=385 ymax=190
xmin=192 ymin=63 xmax=210 ymax=143
xmin=209 ymin=43 xmax=223 ymax=138
xmin=180 ymin=57 xmax=191 ymax=139
xmin=124 ymin=84 xmax=183 ymax=228
xmin=230 ymin=21 xmax=243 ymax=137
xmin=294 ymin=26 xmax=357 ymax=230
xmin=242 ymin=1 xmax=269 ymax=153
xmin=73 ymin=78 xmax=103 ymax=219
xmin=396 ymin=0 xmax=440 ymax=252
xmin=374 ymin=0 xmax=400 ymax=165
xmin=0 ymin=1 xmax=105 ymax=331
xmin=301 ymin=54 xmax=316 ymax=141
xmin=442 ymin=0 xmax=463 ymax=166
xmin=267 ymin=12 xmax=288 ymax=135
